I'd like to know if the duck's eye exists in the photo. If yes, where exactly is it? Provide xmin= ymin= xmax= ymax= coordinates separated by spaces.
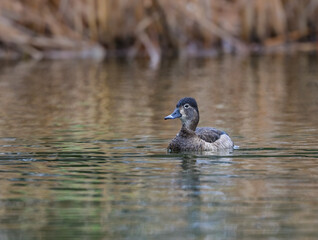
xmin=184 ymin=104 xmax=190 ymax=109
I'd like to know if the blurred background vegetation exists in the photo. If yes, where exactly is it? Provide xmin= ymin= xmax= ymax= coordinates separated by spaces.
xmin=0 ymin=0 xmax=317 ymax=61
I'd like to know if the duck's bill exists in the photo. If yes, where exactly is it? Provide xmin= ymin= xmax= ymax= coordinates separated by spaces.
xmin=164 ymin=108 xmax=181 ymax=120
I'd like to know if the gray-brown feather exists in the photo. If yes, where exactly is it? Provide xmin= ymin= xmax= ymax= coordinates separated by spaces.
xmin=195 ymin=127 xmax=225 ymax=143
xmin=167 ymin=127 xmax=233 ymax=152
xmin=168 ymin=129 xmax=205 ymax=152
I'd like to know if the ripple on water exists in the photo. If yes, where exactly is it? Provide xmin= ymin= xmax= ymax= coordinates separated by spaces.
xmin=0 ymin=57 xmax=318 ymax=239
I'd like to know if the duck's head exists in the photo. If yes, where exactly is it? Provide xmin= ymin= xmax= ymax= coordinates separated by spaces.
xmin=164 ymin=97 xmax=199 ymax=131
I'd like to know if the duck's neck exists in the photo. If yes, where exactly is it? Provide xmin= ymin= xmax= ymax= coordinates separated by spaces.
xmin=179 ymin=126 xmax=196 ymax=138
xmin=181 ymin=122 xmax=197 ymax=132
xmin=181 ymin=114 xmax=199 ymax=131
xmin=180 ymin=110 xmax=199 ymax=133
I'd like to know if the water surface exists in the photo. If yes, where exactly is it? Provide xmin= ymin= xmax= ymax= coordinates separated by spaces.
xmin=0 ymin=55 xmax=317 ymax=239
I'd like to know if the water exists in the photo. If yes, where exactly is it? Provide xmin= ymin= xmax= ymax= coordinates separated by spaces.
xmin=0 ymin=54 xmax=317 ymax=239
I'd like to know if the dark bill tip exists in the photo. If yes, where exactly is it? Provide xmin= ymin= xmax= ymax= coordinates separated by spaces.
xmin=164 ymin=108 xmax=181 ymax=120
xmin=164 ymin=115 xmax=174 ymax=120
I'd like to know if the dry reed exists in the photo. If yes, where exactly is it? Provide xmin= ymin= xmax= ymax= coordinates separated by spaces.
xmin=0 ymin=0 xmax=317 ymax=60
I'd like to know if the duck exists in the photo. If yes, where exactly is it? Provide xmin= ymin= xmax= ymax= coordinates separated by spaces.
xmin=164 ymin=97 xmax=234 ymax=152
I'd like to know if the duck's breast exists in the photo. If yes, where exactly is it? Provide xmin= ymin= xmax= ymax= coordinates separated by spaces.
xmin=168 ymin=134 xmax=204 ymax=152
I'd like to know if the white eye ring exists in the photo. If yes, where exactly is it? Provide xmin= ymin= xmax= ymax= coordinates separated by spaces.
xmin=184 ymin=104 xmax=190 ymax=109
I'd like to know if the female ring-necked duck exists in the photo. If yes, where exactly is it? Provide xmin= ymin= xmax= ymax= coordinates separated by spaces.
xmin=164 ymin=97 xmax=234 ymax=152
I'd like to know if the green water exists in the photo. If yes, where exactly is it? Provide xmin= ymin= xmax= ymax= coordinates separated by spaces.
xmin=0 ymin=54 xmax=317 ymax=239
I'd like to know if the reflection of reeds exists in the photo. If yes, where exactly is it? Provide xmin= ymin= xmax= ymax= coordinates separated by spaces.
xmin=0 ymin=0 xmax=317 ymax=60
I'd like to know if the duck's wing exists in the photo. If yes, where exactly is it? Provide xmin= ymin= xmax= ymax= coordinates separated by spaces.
xmin=195 ymin=127 xmax=226 ymax=143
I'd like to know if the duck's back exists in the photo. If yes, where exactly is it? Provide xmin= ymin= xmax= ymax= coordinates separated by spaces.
xmin=195 ymin=127 xmax=225 ymax=143
xmin=196 ymin=127 xmax=234 ymax=150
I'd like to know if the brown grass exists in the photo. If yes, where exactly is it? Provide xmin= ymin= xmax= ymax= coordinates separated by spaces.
xmin=0 ymin=0 xmax=317 ymax=60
